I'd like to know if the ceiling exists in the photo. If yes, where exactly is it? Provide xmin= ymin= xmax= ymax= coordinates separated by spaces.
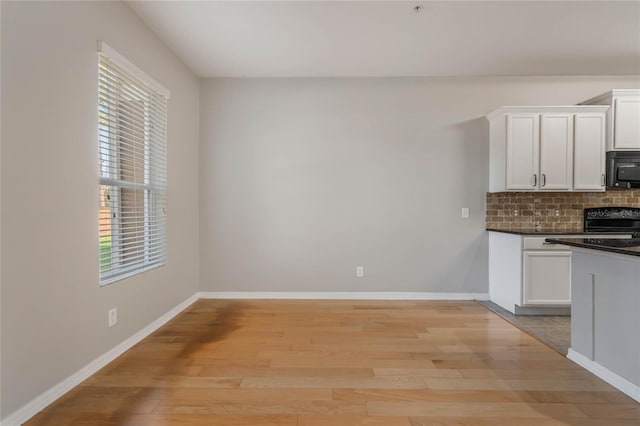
xmin=126 ymin=1 xmax=640 ymax=78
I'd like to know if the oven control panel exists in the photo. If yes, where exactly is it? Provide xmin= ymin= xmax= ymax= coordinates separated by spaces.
xmin=585 ymin=207 xmax=640 ymax=220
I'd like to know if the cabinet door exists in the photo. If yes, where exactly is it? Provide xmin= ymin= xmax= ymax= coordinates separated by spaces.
xmin=614 ymin=97 xmax=640 ymax=150
xmin=574 ymin=113 xmax=606 ymax=191
xmin=523 ymin=251 xmax=571 ymax=306
xmin=540 ymin=114 xmax=573 ymax=191
xmin=506 ymin=114 xmax=539 ymax=190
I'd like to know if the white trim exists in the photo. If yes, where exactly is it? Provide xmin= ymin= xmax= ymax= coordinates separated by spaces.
xmin=567 ymin=348 xmax=640 ymax=403
xmin=580 ymin=89 xmax=640 ymax=106
xmin=0 ymin=293 xmax=198 ymax=426
xmin=97 ymin=41 xmax=170 ymax=98
xmin=198 ymin=291 xmax=490 ymax=301
xmin=486 ymin=105 xmax=609 ymax=121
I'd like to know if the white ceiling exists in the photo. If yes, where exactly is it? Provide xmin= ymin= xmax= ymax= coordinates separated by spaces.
xmin=126 ymin=1 xmax=640 ymax=78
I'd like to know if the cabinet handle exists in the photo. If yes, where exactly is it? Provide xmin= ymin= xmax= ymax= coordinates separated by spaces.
xmin=533 ymin=174 xmax=537 ymax=187
xmin=542 ymin=174 xmax=546 ymax=187
xmin=601 ymin=174 xmax=606 ymax=187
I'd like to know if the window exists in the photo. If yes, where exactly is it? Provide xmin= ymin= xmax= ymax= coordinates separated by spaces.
xmin=98 ymin=42 xmax=169 ymax=285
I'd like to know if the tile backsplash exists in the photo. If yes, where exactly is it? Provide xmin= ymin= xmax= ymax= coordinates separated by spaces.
xmin=486 ymin=190 xmax=640 ymax=232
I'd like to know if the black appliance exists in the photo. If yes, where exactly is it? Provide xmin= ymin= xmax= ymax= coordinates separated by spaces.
xmin=584 ymin=207 xmax=640 ymax=237
xmin=606 ymin=151 xmax=640 ymax=189
xmin=582 ymin=238 xmax=640 ymax=248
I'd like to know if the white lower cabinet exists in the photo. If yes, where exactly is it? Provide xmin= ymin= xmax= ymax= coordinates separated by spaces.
xmin=489 ymin=232 xmax=578 ymax=314
xmin=523 ymin=251 xmax=571 ymax=306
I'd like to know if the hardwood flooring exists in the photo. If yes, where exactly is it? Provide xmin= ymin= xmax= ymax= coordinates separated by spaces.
xmin=25 ymin=300 xmax=639 ymax=425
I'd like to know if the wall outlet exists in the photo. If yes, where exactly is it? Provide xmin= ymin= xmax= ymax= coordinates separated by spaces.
xmin=356 ymin=266 xmax=364 ymax=278
xmin=108 ymin=307 xmax=117 ymax=327
xmin=461 ymin=207 xmax=470 ymax=219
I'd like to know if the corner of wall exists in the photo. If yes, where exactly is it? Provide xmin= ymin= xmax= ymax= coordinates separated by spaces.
xmin=195 ymin=76 xmax=202 ymax=294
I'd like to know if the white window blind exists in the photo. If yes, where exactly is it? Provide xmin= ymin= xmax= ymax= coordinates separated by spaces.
xmin=98 ymin=42 xmax=169 ymax=285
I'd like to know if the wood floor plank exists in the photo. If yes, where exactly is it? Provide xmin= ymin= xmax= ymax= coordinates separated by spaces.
xmin=72 ymin=413 xmax=298 ymax=426
xmin=240 ymin=375 xmax=426 ymax=389
xmin=138 ymin=387 xmax=334 ymax=402
xmin=153 ymin=400 xmax=367 ymax=415
xmin=372 ymin=368 xmax=462 ymax=378
xmin=367 ymin=401 xmax=588 ymax=418
xmin=269 ymin=358 xmax=439 ymax=369
xmin=298 ymin=414 xmax=412 ymax=426
xmin=409 ymin=417 xmax=638 ymax=426
xmin=333 ymin=389 xmax=537 ymax=403
xmin=199 ymin=366 xmax=375 ymax=378
xmin=576 ymin=403 xmax=640 ymax=420
xmin=23 ymin=299 xmax=638 ymax=426
xmin=526 ymin=390 xmax=639 ymax=404
xmin=81 ymin=375 xmax=242 ymax=388
xmin=423 ymin=377 xmax=615 ymax=392
xmin=458 ymin=368 xmax=598 ymax=380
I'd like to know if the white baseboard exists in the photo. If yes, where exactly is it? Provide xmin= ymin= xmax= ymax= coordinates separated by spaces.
xmin=567 ymin=348 xmax=640 ymax=403
xmin=198 ymin=291 xmax=490 ymax=301
xmin=0 ymin=293 xmax=199 ymax=426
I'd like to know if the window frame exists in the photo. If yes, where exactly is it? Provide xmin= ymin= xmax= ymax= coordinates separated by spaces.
xmin=98 ymin=41 xmax=170 ymax=286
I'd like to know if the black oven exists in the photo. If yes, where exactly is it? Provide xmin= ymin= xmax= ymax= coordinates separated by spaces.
xmin=607 ymin=151 xmax=640 ymax=189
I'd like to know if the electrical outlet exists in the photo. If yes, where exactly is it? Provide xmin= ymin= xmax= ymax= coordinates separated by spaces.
xmin=108 ymin=307 xmax=117 ymax=327
xmin=356 ymin=266 xmax=364 ymax=278
xmin=461 ymin=207 xmax=470 ymax=219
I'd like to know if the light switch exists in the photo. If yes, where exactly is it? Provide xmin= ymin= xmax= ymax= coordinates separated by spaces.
xmin=462 ymin=208 xmax=470 ymax=219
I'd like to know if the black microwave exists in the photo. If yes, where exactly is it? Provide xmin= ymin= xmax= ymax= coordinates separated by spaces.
xmin=607 ymin=151 xmax=640 ymax=189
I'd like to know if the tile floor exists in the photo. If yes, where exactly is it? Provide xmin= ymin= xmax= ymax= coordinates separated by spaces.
xmin=477 ymin=301 xmax=570 ymax=355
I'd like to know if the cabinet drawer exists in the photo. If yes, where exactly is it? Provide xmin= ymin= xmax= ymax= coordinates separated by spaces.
xmin=523 ymin=237 xmax=568 ymax=250
xmin=524 ymin=234 xmax=630 ymax=250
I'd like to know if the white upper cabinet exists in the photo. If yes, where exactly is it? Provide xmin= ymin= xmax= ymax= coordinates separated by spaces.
xmin=488 ymin=106 xmax=609 ymax=193
xmin=574 ymin=113 xmax=606 ymax=190
xmin=506 ymin=114 xmax=539 ymax=190
xmin=613 ymin=97 xmax=640 ymax=149
xmin=540 ymin=114 xmax=573 ymax=191
xmin=581 ymin=90 xmax=640 ymax=151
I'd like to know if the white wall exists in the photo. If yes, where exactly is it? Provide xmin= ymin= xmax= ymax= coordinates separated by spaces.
xmin=1 ymin=1 xmax=199 ymax=418
xmin=199 ymin=76 xmax=639 ymax=294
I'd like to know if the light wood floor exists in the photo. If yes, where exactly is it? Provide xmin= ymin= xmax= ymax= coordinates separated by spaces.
xmin=26 ymin=300 xmax=639 ymax=425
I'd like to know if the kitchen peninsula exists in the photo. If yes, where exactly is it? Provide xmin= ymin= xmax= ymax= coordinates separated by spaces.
xmin=545 ymin=237 xmax=640 ymax=403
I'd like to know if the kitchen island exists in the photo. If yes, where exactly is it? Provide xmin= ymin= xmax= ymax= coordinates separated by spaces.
xmin=546 ymin=237 xmax=640 ymax=403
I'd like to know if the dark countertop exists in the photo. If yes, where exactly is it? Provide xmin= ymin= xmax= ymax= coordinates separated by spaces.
xmin=545 ymin=238 xmax=640 ymax=257
xmin=486 ymin=228 xmax=632 ymax=236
